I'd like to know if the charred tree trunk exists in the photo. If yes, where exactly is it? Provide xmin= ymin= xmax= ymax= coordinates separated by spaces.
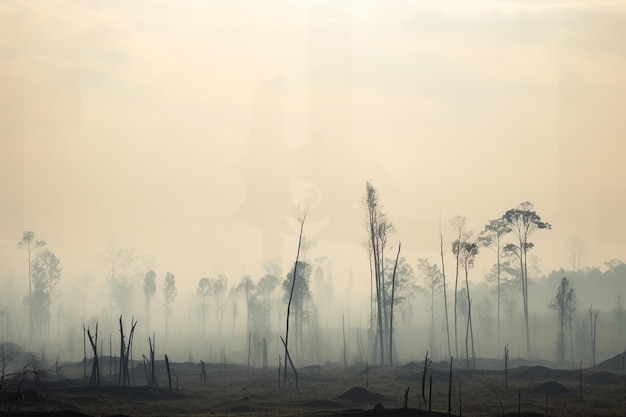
xmin=389 ymin=242 xmax=401 ymax=366
xmin=283 ymin=208 xmax=307 ymax=386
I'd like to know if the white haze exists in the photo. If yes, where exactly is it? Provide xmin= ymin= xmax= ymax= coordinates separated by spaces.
xmin=0 ymin=0 xmax=625 ymax=364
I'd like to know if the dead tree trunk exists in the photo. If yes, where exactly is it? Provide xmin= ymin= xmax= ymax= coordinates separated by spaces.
xmin=86 ymin=322 xmax=100 ymax=386
xmin=389 ymin=242 xmax=401 ymax=366
xmin=283 ymin=207 xmax=307 ymax=386
xmin=280 ymin=336 xmax=298 ymax=389
xmin=422 ymin=350 xmax=432 ymax=409
xmin=165 ymin=354 xmax=172 ymax=391
xmin=148 ymin=334 xmax=157 ymax=387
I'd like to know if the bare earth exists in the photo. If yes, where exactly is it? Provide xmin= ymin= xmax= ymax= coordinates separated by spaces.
xmin=2 ymin=356 xmax=626 ymax=417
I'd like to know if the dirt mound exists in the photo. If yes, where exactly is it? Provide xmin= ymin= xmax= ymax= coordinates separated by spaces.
xmin=527 ymin=380 xmax=570 ymax=395
xmin=334 ymin=387 xmax=384 ymax=403
xmin=589 ymin=371 xmax=622 ymax=385
xmin=510 ymin=365 xmax=572 ymax=381
xmin=304 ymin=399 xmax=343 ymax=408
xmin=595 ymin=353 xmax=626 ymax=371
xmin=323 ymin=408 xmax=449 ymax=416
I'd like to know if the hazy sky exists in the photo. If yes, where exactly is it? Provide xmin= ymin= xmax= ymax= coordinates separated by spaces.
xmin=1 ymin=0 xmax=625 ymax=300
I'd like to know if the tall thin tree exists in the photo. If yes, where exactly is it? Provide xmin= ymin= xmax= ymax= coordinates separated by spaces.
xmin=362 ymin=182 xmax=394 ymax=365
xmin=478 ymin=218 xmax=510 ymax=354
xmin=143 ymin=270 xmax=156 ymax=333
xmin=502 ymin=202 xmax=551 ymax=356
xmin=283 ymin=206 xmax=308 ymax=385
xmin=450 ymin=216 xmax=470 ymax=358
xmin=163 ymin=272 xmax=177 ymax=342
xmin=389 ymin=242 xmax=401 ymax=366
xmin=439 ymin=217 xmax=451 ymax=359
xmin=17 ymin=231 xmax=46 ymax=343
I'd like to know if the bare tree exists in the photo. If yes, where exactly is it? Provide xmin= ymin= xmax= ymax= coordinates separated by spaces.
xmin=450 ymin=216 xmax=470 ymax=358
xmin=362 ymin=182 xmax=394 ymax=365
xmin=389 ymin=242 xmax=401 ymax=366
xmin=566 ymin=236 xmax=587 ymax=272
xmin=439 ymin=217 xmax=451 ymax=359
xmin=17 ymin=231 xmax=46 ymax=342
xmin=283 ymin=206 xmax=308 ymax=385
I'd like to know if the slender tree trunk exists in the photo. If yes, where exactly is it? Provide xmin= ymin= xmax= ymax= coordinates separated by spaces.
xmin=464 ymin=266 xmax=475 ymax=368
xmin=454 ymin=253 xmax=460 ymax=358
xmin=517 ymin=244 xmax=530 ymax=357
xmin=430 ymin=291 xmax=435 ymax=356
xmin=569 ymin=309 xmax=574 ymax=367
xmin=28 ymin=247 xmax=32 ymax=343
xmin=523 ymin=247 xmax=531 ymax=356
xmin=146 ymin=296 xmax=151 ymax=335
xmin=440 ymin=220 xmax=451 ymax=359
xmin=284 ymin=213 xmax=305 ymax=385
xmin=497 ymin=243 xmax=501 ymax=355
xmin=389 ymin=242 xmax=401 ymax=366
xmin=380 ymin=246 xmax=388 ymax=355
xmin=371 ymin=233 xmax=384 ymax=365
xmin=368 ymin=250 xmax=374 ymax=351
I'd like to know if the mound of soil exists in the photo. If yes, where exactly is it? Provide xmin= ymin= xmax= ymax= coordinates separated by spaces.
xmin=589 ymin=371 xmax=622 ymax=385
xmin=510 ymin=365 xmax=572 ymax=381
xmin=595 ymin=353 xmax=626 ymax=371
xmin=334 ymin=387 xmax=384 ymax=403
xmin=527 ymin=380 xmax=570 ymax=395
xmin=304 ymin=399 xmax=343 ymax=408
xmin=322 ymin=407 xmax=450 ymax=416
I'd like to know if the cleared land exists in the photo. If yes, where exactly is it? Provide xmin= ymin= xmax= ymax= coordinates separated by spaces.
xmin=2 ymin=354 xmax=626 ymax=417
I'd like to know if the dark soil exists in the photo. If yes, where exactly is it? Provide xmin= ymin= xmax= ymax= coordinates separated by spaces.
xmin=527 ymin=380 xmax=570 ymax=395
xmin=334 ymin=387 xmax=385 ymax=404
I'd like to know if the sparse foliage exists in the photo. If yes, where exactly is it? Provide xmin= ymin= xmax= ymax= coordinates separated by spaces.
xmin=550 ymin=277 xmax=576 ymax=362
xmin=362 ymin=181 xmax=395 ymax=365
xmin=163 ymin=272 xmax=177 ymax=340
xmin=502 ymin=202 xmax=551 ymax=356
xmin=17 ymin=231 xmax=46 ymax=342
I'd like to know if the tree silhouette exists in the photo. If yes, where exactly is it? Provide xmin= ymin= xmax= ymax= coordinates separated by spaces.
xmin=163 ymin=272 xmax=177 ymax=341
xmin=30 ymin=249 xmax=61 ymax=340
xmin=143 ymin=270 xmax=156 ymax=332
xmin=502 ymin=202 xmax=551 ymax=356
xmin=362 ymin=182 xmax=395 ymax=365
xmin=478 ymin=218 xmax=510 ymax=353
xmin=283 ymin=206 xmax=308 ymax=385
xmin=17 ymin=231 xmax=46 ymax=342
xmin=550 ymin=277 xmax=576 ymax=363
xmin=460 ymin=241 xmax=479 ymax=368
xmin=450 ymin=215 xmax=470 ymax=359
xmin=101 ymin=242 xmax=137 ymax=315
xmin=282 ymin=261 xmax=312 ymax=361
xmin=417 ymin=258 xmax=442 ymax=357
xmin=197 ymin=277 xmax=210 ymax=338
